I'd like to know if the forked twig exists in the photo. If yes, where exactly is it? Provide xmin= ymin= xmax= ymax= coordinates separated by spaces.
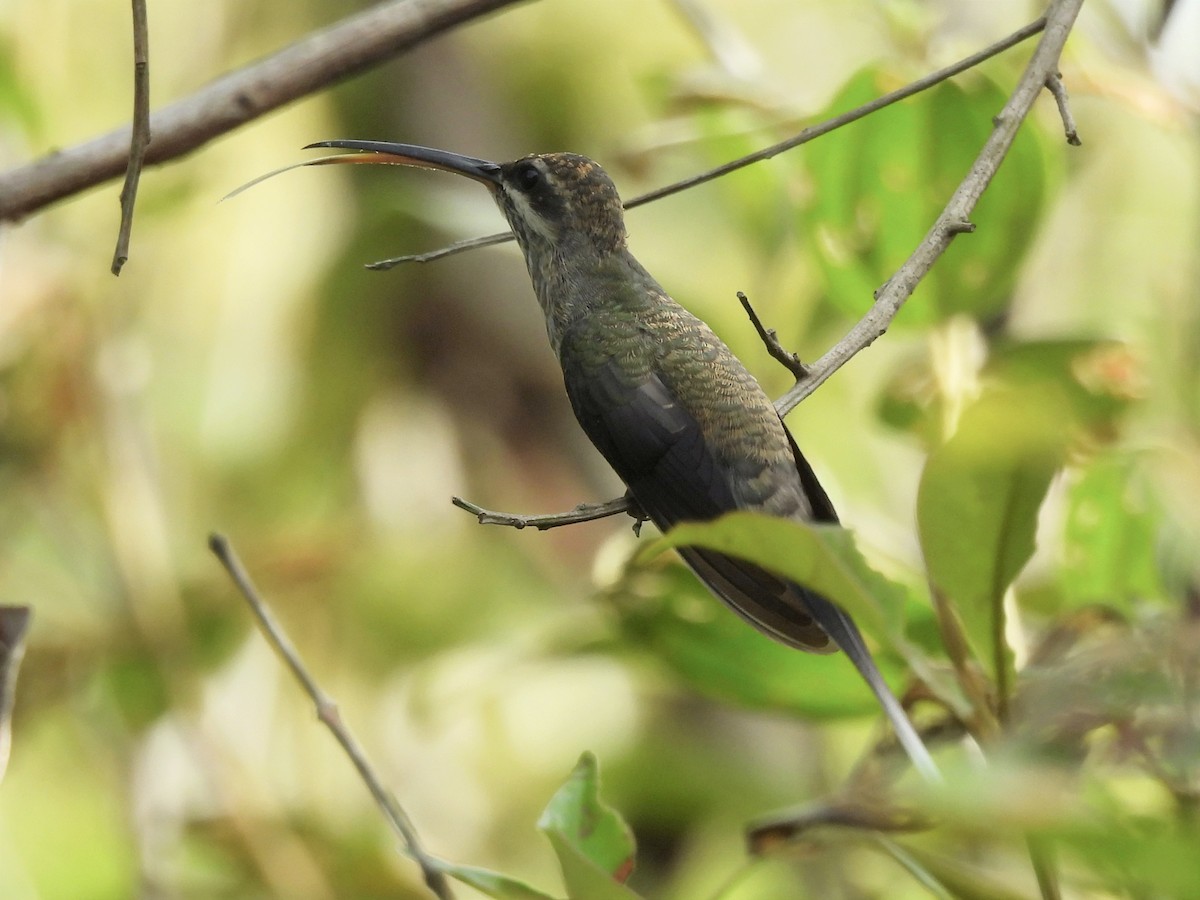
xmin=775 ymin=0 xmax=1085 ymax=418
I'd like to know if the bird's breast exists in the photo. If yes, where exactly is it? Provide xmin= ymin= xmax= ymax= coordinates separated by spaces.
xmin=560 ymin=296 xmax=813 ymax=521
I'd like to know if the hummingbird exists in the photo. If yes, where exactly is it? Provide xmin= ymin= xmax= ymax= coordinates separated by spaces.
xmin=306 ymin=140 xmax=939 ymax=781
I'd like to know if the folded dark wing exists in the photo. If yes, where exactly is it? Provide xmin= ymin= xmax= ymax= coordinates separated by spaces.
xmin=563 ymin=356 xmax=836 ymax=652
xmin=563 ymin=342 xmax=939 ymax=779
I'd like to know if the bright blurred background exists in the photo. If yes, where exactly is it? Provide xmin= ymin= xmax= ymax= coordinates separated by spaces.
xmin=1 ymin=0 xmax=1198 ymax=897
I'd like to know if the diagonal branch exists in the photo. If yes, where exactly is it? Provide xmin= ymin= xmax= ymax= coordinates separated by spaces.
xmin=0 ymin=0 xmax=533 ymax=223
xmin=774 ymin=0 xmax=1086 ymax=418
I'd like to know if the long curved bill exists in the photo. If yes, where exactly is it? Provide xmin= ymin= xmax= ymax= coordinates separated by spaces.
xmin=223 ymin=140 xmax=502 ymax=201
xmin=305 ymin=140 xmax=502 ymax=186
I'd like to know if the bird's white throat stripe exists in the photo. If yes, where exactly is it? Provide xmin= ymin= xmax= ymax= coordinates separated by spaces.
xmin=502 ymin=182 xmax=557 ymax=243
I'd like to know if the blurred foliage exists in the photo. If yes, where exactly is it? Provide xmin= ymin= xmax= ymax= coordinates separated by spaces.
xmin=2 ymin=1 xmax=1200 ymax=898
xmin=802 ymin=66 xmax=1051 ymax=326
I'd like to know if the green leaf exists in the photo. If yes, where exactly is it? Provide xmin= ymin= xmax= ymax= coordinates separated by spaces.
xmin=801 ymin=66 xmax=1049 ymax=325
xmin=538 ymin=753 xmax=642 ymax=900
xmin=427 ymin=753 xmax=642 ymax=900
xmin=876 ymin=338 xmax=1133 ymax=449
xmin=927 ymin=762 xmax=1200 ymax=898
xmin=916 ymin=339 xmax=1133 ymax=677
xmin=614 ymin=563 xmax=908 ymax=718
xmin=916 ymin=388 xmax=1065 ymax=682
xmin=431 ymin=860 xmax=561 ymax=900
xmin=1054 ymin=821 xmax=1200 ymax=898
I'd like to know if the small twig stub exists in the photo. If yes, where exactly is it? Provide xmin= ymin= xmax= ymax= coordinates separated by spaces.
xmin=1044 ymin=72 xmax=1082 ymax=145
xmin=111 ymin=0 xmax=151 ymax=275
xmin=737 ymin=291 xmax=808 ymax=381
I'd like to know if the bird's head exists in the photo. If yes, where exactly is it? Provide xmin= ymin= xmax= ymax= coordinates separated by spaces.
xmin=304 ymin=141 xmax=627 ymax=261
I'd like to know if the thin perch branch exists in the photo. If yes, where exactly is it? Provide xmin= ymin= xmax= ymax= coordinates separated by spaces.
xmin=368 ymin=232 xmax=512 ymax=270
xmin=1044 ymin=72 xmax=1082 ymax=145
xmin=111 ymin=0 xmax=151 ymax=275
xmin=365 ymin=15 xmax=1047 ymax=269
xmin=208 ymin=533 xmax=455 ymax=900
xmin=452 ymin=495 xmax=644 ymax=533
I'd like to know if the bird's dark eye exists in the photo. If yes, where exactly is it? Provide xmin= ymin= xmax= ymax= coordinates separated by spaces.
xmin=515 ymin=162 xmax=542 ymax=191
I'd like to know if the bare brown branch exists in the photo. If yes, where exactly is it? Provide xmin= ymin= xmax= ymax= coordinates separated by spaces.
xmin=0 ymin=0 xmax=532 ymax=223
xmin=368 ymin=231 xmax=511 ymax=270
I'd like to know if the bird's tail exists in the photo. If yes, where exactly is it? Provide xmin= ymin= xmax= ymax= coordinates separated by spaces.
xmin=803 ymin=590 xmax=941 ymax=783
xmin=674 ymin=544 xmax=941 ymax=781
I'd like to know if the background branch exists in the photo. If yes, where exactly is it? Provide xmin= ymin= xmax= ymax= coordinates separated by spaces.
xmin=208 ymin=534 xmax=454 ymax=900
xmin=0 ymin=0 xmax=531 ymax=223
xmin=0 ymin=606 xmax=32 ymax=786
xmin=110 ymin=0 xmax=150 ymax=275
